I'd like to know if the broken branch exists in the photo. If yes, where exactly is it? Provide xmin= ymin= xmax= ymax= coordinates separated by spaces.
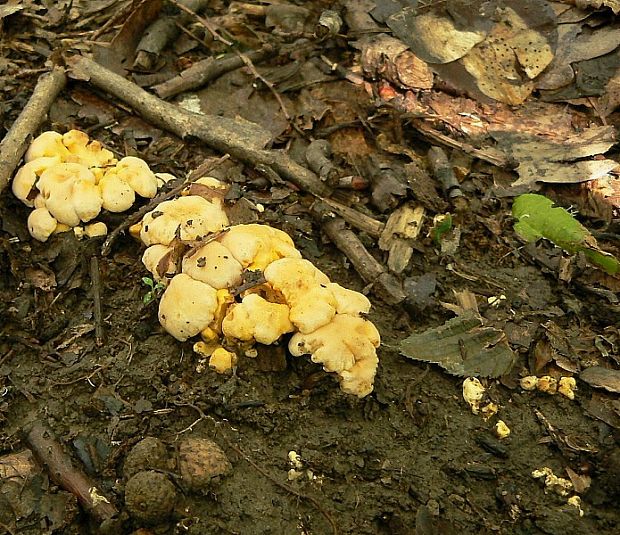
xmin=66 ymin=56 xmax=332 ymax=198
xmin=154 ymin=45 xmax=273 ymax=99
xmin=314 ymin=209 xmax=405 ymax=305
xmin=23 ymin=421 xmax=118 ymax=526
xmin=0 ymin=66 xmax=66 ymax=194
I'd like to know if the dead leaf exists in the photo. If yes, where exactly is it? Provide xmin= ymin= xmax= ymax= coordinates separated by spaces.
xmin=25 ymin=267 xmax=57 ymax=292
xmin=574 ymin=0 xmax=620 ymax=13
xmin=580 ymin=366 xmax=620 ymax=393
xmin=462 ymin=5 xmax=556 ymax=104
xmin=537 ymin=24 xmax=620 ymax=91
xmin=492 ymin=126 xmax=617 ymax=188
xmin=388 ymin=6 xmax=489 ymax=64
xmin=399 ymin=312 xmax=517 ymax=378
xmin=93 ymin=0 xmax=162 ymax=75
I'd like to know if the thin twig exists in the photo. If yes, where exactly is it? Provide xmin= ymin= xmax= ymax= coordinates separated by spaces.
xmin=167 ymin=0 xmax=233 ymax=46
xmin=67 ymin=55 xmax=331 ymax=197
xmin=101 ymin=154 xmax=230 ymax=256
xmin=236 ymin=51 xmax=291 ymax=121
xmin=90 ymin=256 xmax=104 ymax=346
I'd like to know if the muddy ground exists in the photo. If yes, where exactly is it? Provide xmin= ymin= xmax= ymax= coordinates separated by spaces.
xmin=1 ymin=2 xmax=620 ymax=534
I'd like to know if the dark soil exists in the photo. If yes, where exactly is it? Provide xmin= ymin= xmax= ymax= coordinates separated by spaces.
xmin=1 ymin=2 xmax=619 ymax=535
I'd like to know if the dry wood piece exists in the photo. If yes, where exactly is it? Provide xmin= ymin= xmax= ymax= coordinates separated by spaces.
xmin=315 ymin=210 xmax=405 ymax=305
xmin=378 ymin=202 xmax=425 ymax=274
xmin=154 ymin=45 xmax=274 ymax=99
xmin=318 ymin=198 xmax=384 ymax=239
xmin=427 ymin=146 xmax=464 ymax=199
xmin=0 ymin=66 xmax=66 ymax=194
xmin=23 ymin=421 xmax=119 ymax=527
xmin=67 ymin=56 xmax=332 ymax=198
xmin=134 ymin=0 xmax=211 ymax=70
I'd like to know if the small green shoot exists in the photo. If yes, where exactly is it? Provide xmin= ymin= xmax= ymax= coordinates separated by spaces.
xmin=432 ymin=213 xmax=453 ymax=245
xmin=142 ymin=276 xmax=165 ymax=304
xmin=512 ymin=194 xmax=619 ymax=275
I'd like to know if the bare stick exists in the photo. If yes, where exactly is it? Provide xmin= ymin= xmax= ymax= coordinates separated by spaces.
xmin=67 ymin=56 xmax=331 ymax=198
xmin=90 ymin=256 xmax=104 ymax=346
xmin=154 ymin=45 xmax=273 ymax=99
xmin=0 ymin=66 xmax=66 ymax=194
xmin=413 ymin=120 xmax=509 ymax=168
xmin=317 ymin=198 xmax=384 ymax=239
xmin=101 ymin=154 xmax=230 ymax=255
xmin=316 ymin=211 xmax=406 ymax=305
xmin=23 ymin=421 xmax=119 ymax=525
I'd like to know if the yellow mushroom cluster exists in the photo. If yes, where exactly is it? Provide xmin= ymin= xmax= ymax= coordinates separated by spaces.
xmin=132 ymin=179 xmax=381 ymax=397
xmin=12 ymin=130 xmax=164 ymax=241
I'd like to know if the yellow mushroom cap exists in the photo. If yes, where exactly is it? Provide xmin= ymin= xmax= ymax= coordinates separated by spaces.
xmin=140 ymin=196 xmax=229 ymax=246
xmin=27 ymin=207 xmax=58 ymax=242
xmin=218 ymin=224 xmax=301 ymax=270
xmin=37 ymin=163 xmax=96 ymax=226
xmin=73 ymin=178 xmax=103 ymax=222
xmin=222 ymin=293 xmax=294 ymax=345
xmin=209 ymin=347 xmax=237 ymax=374
xmin=99 ymin=169 xmax=136 ymax=212
xmin=181 ymin=241 xmax=243 ymax=290
xmin=264 ymin=258 xmax=336 ymax=334
xmin=25 ymin=131 xmax=70 ymax=162
xmin=62 ymin=129 xmax=116 ymax=169
xmin=115 ymin=156 xmax=158 ymax=198
xmin=12 ymin=156 xmax=61 ymax=207
xmin=158 ymin=274 xmax=218 ymax=341
xmin=328 ymin=283 xmax=371 ymax=316
xmin=142 ymin=244 xmax=177 ymax=283
xmin=289 ymin=314 xmax=380 ymax=397
xmin=84 ymin=222 xmax=108 ymax=238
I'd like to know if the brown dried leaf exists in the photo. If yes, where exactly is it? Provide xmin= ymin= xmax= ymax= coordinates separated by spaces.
xmin=580 ymin=366 xmax=620 ymax=393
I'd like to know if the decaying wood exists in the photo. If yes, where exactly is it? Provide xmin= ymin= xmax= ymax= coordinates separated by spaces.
xmin=378 ymin=202 xmax=425 ymax=274
xmin=154 ymin=45 xmax=273 ymax=98
xmin=0 ymin=66 xmax=66 ymax=194
xmin=67 ymin=56 xmax=332 ymax=199
xmin=23 ymin=421 xmax=119 ymax=526
xmin=316 ymin=211 xmax=405 ymax=305
xmin=427 ymin=146 xmax=464 ymax=199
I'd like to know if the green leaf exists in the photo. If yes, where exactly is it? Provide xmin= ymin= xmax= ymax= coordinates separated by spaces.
xmin=432 ymin=213 xmax=453 ymax=245
xmin=141 ymin=276 xmax=155 ymax=288
xmin=512 ymin=194 xmax=619 ymax=275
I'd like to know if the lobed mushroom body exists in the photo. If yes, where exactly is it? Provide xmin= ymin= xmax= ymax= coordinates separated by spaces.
xmin=137 ymin=194 xmax=382 ymax=397
xmin=11 ymin=129 xmax=164 ymax=241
